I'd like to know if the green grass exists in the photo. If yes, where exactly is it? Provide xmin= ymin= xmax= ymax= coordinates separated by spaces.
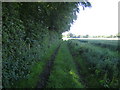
xmin=78 ymin=39 xmax=119 ymax=51
xmin=14 ymin=61 xmax=45 ymax=88
xmin=13 ymin=39 xmax=119 ymax=88
xmin=14 ymin=44 xmax=59 ymax=88
xmin=73 ymin=55 xmax=101 ymax=87
xmin=78 ymin=39 xmax=118 ymax=46
xmin=68 ymin=39 xmax=119 ymax=88
xmin=47 ymin=42 xmax=84 ymax=88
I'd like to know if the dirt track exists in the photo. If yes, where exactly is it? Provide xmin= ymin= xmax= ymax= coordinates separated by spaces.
xmin=36 ymin=45 xmax=60 ymax=88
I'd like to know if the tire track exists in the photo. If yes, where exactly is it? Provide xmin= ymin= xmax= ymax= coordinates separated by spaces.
xmin=67 ymin=42 xmax=88 ymax=88
xmin=72 ymin=54 xmax=88 ymax=88
xmin=36 ymin=45 xmax=61 ymax=88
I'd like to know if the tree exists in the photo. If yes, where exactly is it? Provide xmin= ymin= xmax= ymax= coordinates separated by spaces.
xmin=2 ymin=2 xmax=92 ymax=88
xmin=117 ymin=32 xmax=120 ymax=38
xmin=67 ymin=33 xmax=73 ymax=38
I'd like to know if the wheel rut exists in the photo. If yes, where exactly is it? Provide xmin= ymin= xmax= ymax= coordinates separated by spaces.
xmin=72 ymin=56 xmax=88 ymax=88
xmin=69 ymin=51 xmax=88 ymax=87
xmin=36 ymin=45 xmax=61 ymax=88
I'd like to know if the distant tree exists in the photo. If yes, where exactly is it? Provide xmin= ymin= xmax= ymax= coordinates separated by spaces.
xmin=67 ymin=33 xmax=73 ymax=38
xmin=97 ymin=36 xmax=101 ymax=38
xmin=77 ymin=35 xmax=81 ymax=38
xmin=83 ymin=34 xmax=88 ymax=38
xmin=113 ymin=35 xmax=117 ymax=38
xmin=117 ymin=33 xmax=120 ymax=38
xmin=106 ymin=35 xmax=114 ymax=38
xmin=82 ymin=34 xmax=89 ymax=38
xmin=101 ymin=35 xmax=105 ymax=38
xmin=86 ymin=34 xmax=89 ymax=38
xmin=72 ymin=34 xmax=76 ymax=38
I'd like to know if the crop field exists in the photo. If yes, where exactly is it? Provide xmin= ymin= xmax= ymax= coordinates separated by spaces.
xmin=9 ymin=39 xmax=119 ymax=88
xmin=67 ymin=39 xmax=120 ymax=88
xmin=78 ymin=39 xmax=119 ymax=51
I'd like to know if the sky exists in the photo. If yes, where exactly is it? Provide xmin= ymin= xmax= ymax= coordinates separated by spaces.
xmin=63 ymin=0 xmax=119 ymax=36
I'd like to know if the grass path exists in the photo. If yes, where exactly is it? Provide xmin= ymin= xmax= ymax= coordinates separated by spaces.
xmin=14 ymin=44 xmax=60 ymax=88
xmin=36 ymin=44 xmax=61 ymax=88
xmin=46 ymin=42 xmax=84 ymax=88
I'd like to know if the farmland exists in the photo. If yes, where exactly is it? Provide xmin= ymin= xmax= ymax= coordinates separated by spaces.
xmin=67 ymin=39 xmax=120 ymax=88
xmin=78 ymin=39 xmax=119 ymax=51
xmin=10 ymin=39 xmax=120 ymax=88
xmin=2 ymin=2 xmax=119 ymax=88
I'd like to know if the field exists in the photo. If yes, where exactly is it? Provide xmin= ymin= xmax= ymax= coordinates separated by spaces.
xmin=13 ymin=39 xmax=120 ymax=88
xmin=78 ymin=39 xmax=119 ymax=51
xmin=3 ymin=2 xmax=119 ymax=88
xmin=67 ymin=39 xmax=120 ymax=88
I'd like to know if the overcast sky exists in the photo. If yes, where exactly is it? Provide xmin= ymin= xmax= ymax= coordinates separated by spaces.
xmin=63 ymin=0 xmax=119 ymax=36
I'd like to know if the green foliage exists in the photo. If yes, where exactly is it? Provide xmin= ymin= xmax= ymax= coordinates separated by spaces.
xmin=19 ymin=2 xmax=91 ymax=33
xmin=2 ymin=3 xmax=60 ymax=88
xmin=2 ymin=2 xmax=91 ymax=88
